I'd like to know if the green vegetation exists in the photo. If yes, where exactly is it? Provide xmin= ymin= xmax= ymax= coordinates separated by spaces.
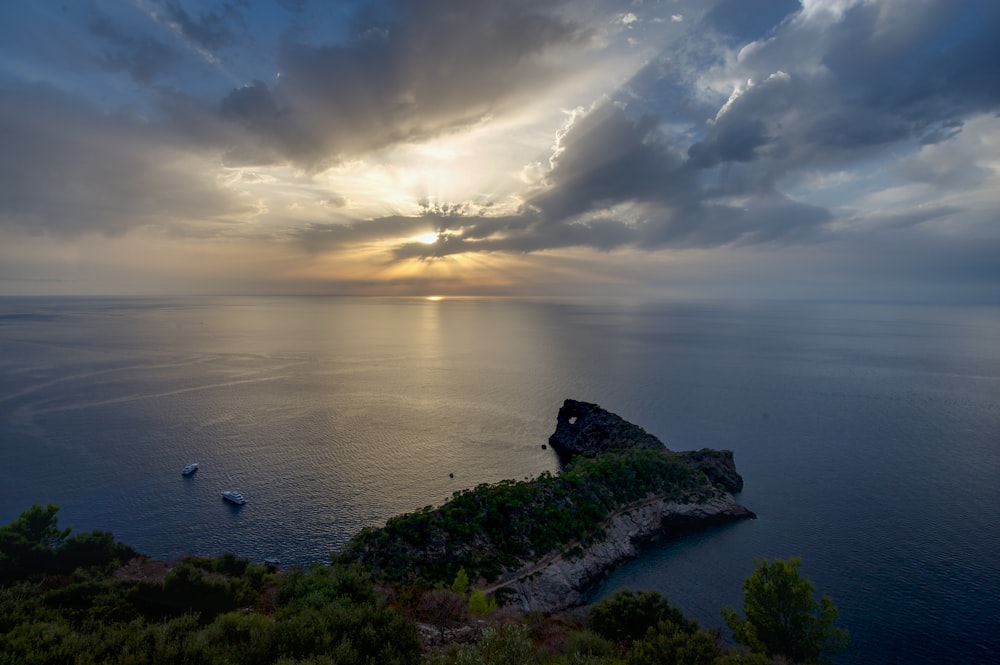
xmin=722 ymin=557 xmax=849 ymax=664
xmin=424 ymin=590 xmax=771 ymax=665
xmin=336 ymin=449 xmax=710 ymax=586
xmin=588 ymin=589 xmax=698 ymax=645
xmin=426 ymin=624 xmax=541 ymax=665
xmin=445 ymin=568 xmax=496 ymax=617
xmin=0 ymin=500 xmax=848 ymax=663
xmin=0 ymin=503 xmax=137 ymax=581
xmin=0 ymin=505 xmax=420 ymax=665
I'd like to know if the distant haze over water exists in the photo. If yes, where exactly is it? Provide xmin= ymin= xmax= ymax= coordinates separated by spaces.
xmin=1 ymin=295 xmax=998 ymax=663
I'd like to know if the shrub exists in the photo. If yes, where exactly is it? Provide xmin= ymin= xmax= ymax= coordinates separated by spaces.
xmin=589 ymin=590 xmax=696 ymax=646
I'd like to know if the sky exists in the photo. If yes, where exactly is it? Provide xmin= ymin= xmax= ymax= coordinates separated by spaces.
xmin=1 ymin=0 xmax=998 ymax=300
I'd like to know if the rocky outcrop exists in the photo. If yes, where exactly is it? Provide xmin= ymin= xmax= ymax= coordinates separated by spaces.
xmin=466 ymin=399 xmax=753 ymax=612
xmin=678 ymin=448 xmax=744 ymax=493
xmin=487 ymin=491 xmax=754 ymax=613
xmin=548 ymin=399 xmax=745 ymax=493
xmin=548 ymin=399 xmax=665 ymax=459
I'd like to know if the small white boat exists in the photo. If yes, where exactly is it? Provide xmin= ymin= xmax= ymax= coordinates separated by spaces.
xmin=221 ymin=490 xmax=247 ymax=505
xmin=181 ymin=463 xmax=199 ymax=476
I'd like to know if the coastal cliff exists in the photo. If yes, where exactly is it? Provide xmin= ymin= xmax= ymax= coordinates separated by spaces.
xmin=485 ymin=491 xmax=752 ymax=613
xmin=337 ymin=400 xmax=753 ymax=613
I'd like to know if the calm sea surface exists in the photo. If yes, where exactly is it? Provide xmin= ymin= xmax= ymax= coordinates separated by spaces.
xmin=1 ymin=296 xmax=998 ymax=663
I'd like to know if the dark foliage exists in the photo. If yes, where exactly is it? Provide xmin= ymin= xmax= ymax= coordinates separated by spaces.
xmin=589 ymin=589 xmax=697 ymax=646
xmin=336 ymin=449 xmax=710 ymax=586
xmin=0 ymin=504 xmax=137 ymax=582
xmin=0 ymin=507 xmax=421 ymax=665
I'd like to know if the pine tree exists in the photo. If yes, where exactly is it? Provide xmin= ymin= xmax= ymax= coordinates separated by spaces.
xmin=722 ymin=557 xmax=848 ymax=663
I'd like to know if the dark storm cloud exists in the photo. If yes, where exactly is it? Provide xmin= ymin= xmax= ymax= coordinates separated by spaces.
xmin=528 ymin=102 xmax=693 ymax=221
xmin=820 ymin=2 xmax=1000 ymax=114
xmin=206 ymin=0 xmax=588 ymax=168
xmin=690 ymin=0 xmax=1000 ymax=175
xmin=0 ymin=85 xmax=250 ymax=236
xmin=217 ymin=80 xmax=328 ymax=167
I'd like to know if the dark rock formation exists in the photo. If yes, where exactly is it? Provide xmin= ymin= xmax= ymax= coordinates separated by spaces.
xmin=678 ymin=449 xmax=744 ymax=493
xmin=548 ymin=399 xmax=665 ymax=459
xmin=548 ymin=399 xmax=745 ymax=493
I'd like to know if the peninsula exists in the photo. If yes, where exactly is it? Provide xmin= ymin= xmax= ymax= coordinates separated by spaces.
xmin=336 ymin=399 xmax=754 ymax=612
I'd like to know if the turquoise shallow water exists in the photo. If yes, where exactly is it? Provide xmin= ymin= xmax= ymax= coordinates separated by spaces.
xmin=1 ymin=295 xmax=998 ymax=663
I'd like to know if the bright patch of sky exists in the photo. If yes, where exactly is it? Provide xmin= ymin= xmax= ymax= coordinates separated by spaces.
xmin=0 ymin=0 xmax=998 ymax=300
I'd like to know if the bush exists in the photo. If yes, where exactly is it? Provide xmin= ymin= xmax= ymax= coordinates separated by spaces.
xmin=562 ymin=630 xmax=616 ymax=659
xmin=625 ymin=622 xmax=722 ymax=665
xmin=589 ymin=590 xmax=696 ymax=646
xmin=274 ymin=564 xmax=421 ymax=665
xmin=438 ymin=624 xmax=541 ymax=665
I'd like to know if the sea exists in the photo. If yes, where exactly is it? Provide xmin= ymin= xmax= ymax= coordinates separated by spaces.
xmin=1 ymin=295 xmax=998 ymax=663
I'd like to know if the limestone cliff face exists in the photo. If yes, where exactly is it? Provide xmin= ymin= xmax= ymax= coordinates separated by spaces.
xmin=548 ymin=399 xmax=746 ymax=492
xmin=489 ymin=491 xmax=753 ymax=613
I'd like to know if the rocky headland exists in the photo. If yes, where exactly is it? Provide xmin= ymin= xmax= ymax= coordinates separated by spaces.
xmin=549 ymin=398 xmax=744 ymax=492
xmin=338 ymin=399 xmax=754 ymax=613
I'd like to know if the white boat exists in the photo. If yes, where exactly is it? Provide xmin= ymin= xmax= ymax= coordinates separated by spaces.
xmin=181 ymin=463 xmax=199 ymax=476
xmin=221 ymin=490 xmax=247 ymax=505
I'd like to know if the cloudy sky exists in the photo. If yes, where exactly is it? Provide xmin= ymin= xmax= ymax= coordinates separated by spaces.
xmin=1 ymin=0 xmax=998 ymax=300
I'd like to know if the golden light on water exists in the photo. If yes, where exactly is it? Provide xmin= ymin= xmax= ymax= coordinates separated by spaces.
xmin=425 ymin=295 xmax=443 ymax=301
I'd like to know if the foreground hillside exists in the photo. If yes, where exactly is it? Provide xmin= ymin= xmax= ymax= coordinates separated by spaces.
xmin=0 ymin=504 xmax=845 ymax=665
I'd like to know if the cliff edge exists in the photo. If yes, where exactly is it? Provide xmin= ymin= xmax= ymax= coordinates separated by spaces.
xmin=490 ymin=491 xmax=752 ymax=612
